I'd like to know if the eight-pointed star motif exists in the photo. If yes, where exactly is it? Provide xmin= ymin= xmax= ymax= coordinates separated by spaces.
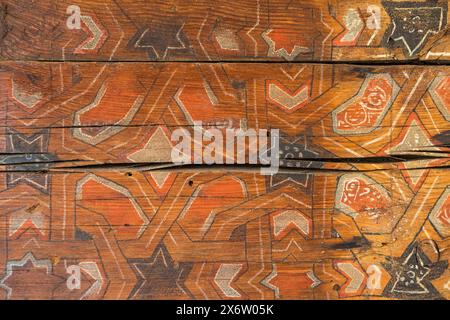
xmin=131 ymin=20 xmax=191 ymax=59
xmin=0 ymin=252 xmax=63 ymax=300
xmin=1 ymin=128 xmax=57 ymax=193
xmin=382 ymin=0 xmax=448 ymax=56
xmin=266 ymin=135 xmax=323 ymax=191
xmin=129 ymin=245 xmax=191 ymax=299
xmin=382 ymin=242 xmax=448 ymax=299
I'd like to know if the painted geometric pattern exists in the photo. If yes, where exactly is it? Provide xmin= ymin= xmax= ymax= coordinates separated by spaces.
xmin=0 ymin=61 xmax=449 ymax=300
xmin=1 ymin=0 xmax=450 ymax=61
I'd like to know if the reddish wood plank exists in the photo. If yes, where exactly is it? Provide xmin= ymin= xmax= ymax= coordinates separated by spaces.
xmin=0 ymin=0 xmax=449 ymax=62
xmin=0 ymin=62 xmax=449 ymax=171
xmin=0 ymin=168 xmax=448 ymax=299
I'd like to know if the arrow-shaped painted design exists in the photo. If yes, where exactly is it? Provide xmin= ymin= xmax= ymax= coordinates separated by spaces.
xmin=266 ymin=81 xmax=310 ymax=112
xmin=272 ymin=210 xmax=311 ymax=238
xmin=75 ymin=15 xmax=108 ymax=54
xmin=214 ymin=264 xmax=242 ymax=298
xmin=336 ymin=261 xmax=367 ymax=297
xmin=79 ymin=262 xmax=103 ymax=299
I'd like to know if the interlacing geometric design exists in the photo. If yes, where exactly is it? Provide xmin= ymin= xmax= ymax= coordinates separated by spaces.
xmin=0 ymin=0 xmax=449 ymax=300
xmin=0 ymin=62 xmax=448 ymax=300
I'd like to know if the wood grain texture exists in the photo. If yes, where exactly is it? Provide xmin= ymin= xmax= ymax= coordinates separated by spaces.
xmin=0 ymin=62 xmax=449 ymax=169
xmin=0 ymin=0 xmax=450 ymax=61
xmin=0 ymin=168 xmax=448 ymax=300
xmin=0 ymin=61 xmax=448 ymax=300
xmin=0 ymin=0 xmax=449 ymax=301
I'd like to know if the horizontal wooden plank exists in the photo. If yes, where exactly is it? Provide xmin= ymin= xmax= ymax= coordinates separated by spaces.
xmin=0 ymin=62 xmax=449 ymax=172
xmin=1 ymin=0 xmax=450 ymax=62
xmin=0 ymin=168 xmax=448 ymax=299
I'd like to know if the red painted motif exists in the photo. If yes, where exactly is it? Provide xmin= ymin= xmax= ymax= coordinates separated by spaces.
xmin=432 ymin=76 xmax=450 ymax=118
xmin=178 ymin=176 xmax=247 ymax=240
xmin=338 ymin=176 xmax=390 ymax=219
xmin=436 ymin=196 xmax=450 ymax=227
xmin=77 ymin=175 xmax=148 ymax=240
xmin=334 ymin=75 xmax=397 ymax=134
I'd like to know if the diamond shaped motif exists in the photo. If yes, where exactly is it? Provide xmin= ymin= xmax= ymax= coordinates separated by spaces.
xmin=430 ymin=75 xmax=450 ymax=121
xmin=384 ymin=113 xmax=441 ymax=191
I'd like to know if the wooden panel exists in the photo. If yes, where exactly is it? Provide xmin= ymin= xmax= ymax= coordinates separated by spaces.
xmin=0 ymin=0 xmax=450 ymax=62
xmin=0 ymin=168 xmax=449 ymax=299
xmin=1 ymin=62 xmax=449 ymax=169
xmin=0 ymin=0 xmax=449 ymax=302
xmin=0 ymin=61 xmax=448 ymax=300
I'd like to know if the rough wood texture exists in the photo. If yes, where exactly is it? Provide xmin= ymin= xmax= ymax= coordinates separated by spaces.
xmin=0 ymin=61 xmax=448 ymax=300
xmin=1 ymin=62 xmax=449 ymax=167
xmin=0 ymin=0 xmax=449 ymax=301
xmin=0 ymin=0 xmax=450 ymax=61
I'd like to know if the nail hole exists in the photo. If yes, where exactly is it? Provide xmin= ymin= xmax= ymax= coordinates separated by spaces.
xmin=126 ymin=172 xmax=133 ymax=177
xmin=333 ymin=284 xmax=340 ymax=291
xmin=188 ymin=180 xmax=194 ymax=186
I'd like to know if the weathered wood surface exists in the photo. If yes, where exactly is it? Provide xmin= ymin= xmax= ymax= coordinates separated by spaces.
xmin=0 ymin=0 xmax=450 ymax=61
xmin=0 ymin=0 xmax=449 ymax=301
xmin=0 ymin=61 xmax=448 ymax=300
xmin=0 ymin=62 xmax=449 ymax=169
xmin=0 ymin=168 xmax=448 ymax=300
